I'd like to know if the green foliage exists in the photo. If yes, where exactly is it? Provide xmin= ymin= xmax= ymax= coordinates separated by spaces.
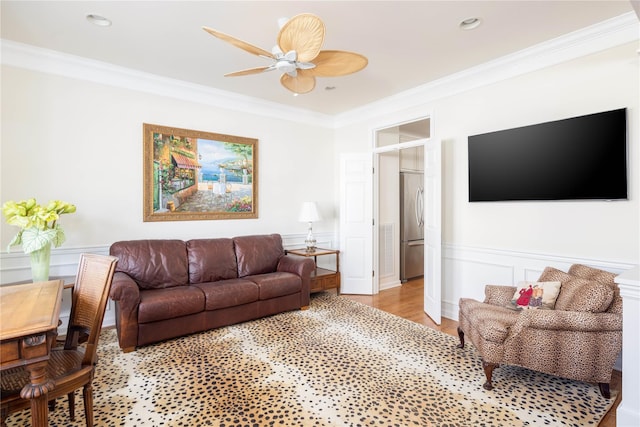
xmin=2 ymin=198 xmax=76 ymax=253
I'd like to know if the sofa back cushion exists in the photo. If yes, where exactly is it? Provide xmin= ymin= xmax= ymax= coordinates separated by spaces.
xmin=109 ymin=240 xmax=188 ymax=289
xmin=233 ymin=234 xmax=284 ymax=277
xmin=187 ymin=238 xmax=238 ymax=284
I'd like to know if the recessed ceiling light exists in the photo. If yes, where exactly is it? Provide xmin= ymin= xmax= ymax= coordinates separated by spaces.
xmin=459 ymin=17 xmax=482 ymax=30
xmin=86 ymin=14 xmax=112 ymax=27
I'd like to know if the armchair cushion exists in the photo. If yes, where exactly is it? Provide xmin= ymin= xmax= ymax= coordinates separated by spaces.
xmin=554 ymin=277 xmax=614 ymax=313
xmin=569 ymin=264 xmax=622 ymax=314
xmin=538 ymin=266 xmax=574 ymax=284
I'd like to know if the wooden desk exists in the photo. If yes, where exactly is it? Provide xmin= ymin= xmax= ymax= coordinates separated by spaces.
xmin=0 ymin=279 xmax=64 ymax=427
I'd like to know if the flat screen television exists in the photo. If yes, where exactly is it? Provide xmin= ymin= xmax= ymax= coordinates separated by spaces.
xmin=468 ymin=108 xmax=627 ymax=202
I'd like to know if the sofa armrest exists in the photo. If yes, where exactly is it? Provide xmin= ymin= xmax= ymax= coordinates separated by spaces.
xmin=110 ymin=271 xmax=140 ymax=302
xmin=109 ymin=271 xmax=141 ymax=351
xmin=509 ymin=309 xmax=621 ymax=339
xmin=484 ymin=285 xmax=517 ymax=307
xmin=277 ymin=255 xmax=315 ymax=303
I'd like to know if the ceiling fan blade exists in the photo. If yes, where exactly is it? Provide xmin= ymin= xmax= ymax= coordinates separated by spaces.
xmin=309 ymin=50 xmax=368 ymax=77
xmin=224 ymin=66 xmax=273 ymax=77
xmin=203 ymin=26 xmax=275 ymax=59
xmin=280 ymin=71 xmax=316 ymax=94
xmin=277 ymin=13 xmax=325 ymax=63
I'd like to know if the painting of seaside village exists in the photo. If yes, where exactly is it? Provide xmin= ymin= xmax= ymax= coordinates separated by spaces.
xmin=143 ymin=124 xmax=257 ymax=221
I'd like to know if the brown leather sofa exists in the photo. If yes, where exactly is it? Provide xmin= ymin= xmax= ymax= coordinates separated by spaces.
xmin=109 ymin=234 xmax=314 ymax=352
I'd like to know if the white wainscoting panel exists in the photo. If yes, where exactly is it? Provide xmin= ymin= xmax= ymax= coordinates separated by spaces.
xmin=442 ymin=244 xmax=636 ymax=321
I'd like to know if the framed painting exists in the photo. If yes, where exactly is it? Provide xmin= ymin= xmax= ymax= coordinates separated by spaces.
xmin=143 ymin=123 xmax=258 ymax=221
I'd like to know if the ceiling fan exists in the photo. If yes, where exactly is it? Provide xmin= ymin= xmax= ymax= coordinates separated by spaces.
xmin=202 ymin=13 xmax=368 ymax=94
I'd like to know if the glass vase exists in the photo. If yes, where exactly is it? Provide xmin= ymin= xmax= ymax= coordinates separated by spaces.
xmin=30 ymin=242 xmax=52 ymax=282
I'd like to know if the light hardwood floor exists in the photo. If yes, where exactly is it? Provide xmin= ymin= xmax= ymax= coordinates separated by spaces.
xmin=340 ymin=278 xmax=621 ymax=427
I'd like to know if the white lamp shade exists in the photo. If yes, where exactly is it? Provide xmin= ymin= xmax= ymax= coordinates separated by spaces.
xmin=298 ymin=202 xmax=321 ymax=222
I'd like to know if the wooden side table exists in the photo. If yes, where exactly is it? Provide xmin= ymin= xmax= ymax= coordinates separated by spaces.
xmin=286 ymin=248 xmax=341 ymax=294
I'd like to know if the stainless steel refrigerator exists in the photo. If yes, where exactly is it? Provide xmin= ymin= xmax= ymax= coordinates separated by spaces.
xmin=400 ymin=172 xmax=424 ymax=282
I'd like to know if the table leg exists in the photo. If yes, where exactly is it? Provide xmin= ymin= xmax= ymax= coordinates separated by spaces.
xmin=19 ymin=360 xmax=55 ymax=427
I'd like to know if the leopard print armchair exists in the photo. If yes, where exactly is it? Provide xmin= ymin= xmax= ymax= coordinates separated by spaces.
xmin=456 ymin=264 xmax=622 ymax=398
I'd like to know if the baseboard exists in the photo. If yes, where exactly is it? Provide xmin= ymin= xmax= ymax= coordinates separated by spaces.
xmin=380 ymin=278 xmax=402 ymax=291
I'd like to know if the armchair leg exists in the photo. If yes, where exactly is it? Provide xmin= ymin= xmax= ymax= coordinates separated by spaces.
xmin=482 ymin=361 xmax=498 ymax=391
xmin=598 ymin=382 xmax=611 ymax=399
xmin=457 ymin=327 xmax=465 ymax=349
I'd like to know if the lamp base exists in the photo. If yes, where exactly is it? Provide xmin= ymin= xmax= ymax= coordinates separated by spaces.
xmin=305 ymin=223 xmax=316 ymax=252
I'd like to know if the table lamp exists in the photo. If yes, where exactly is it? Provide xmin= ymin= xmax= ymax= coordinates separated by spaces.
xmin=298 ymin=202 xmax=320 ymax=251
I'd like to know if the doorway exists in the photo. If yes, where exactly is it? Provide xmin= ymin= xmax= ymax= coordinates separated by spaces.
xmin=373 ymin=116 xmax=442 ymax=324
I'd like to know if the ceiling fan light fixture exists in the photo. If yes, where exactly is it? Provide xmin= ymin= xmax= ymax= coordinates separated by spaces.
xmin=204 ymin=13 xmax=367 ymax=94
xmin=86 ymin=14 xmax=112 ymax=27
xmin=459 ymin=17 xmax=482 ymax=30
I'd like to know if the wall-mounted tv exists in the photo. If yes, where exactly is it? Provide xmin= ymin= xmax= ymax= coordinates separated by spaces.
xmin=468 ymin=108 xmax=627 ymax=202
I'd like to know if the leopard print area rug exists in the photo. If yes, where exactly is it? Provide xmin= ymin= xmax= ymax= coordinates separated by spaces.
xmin=6 ymin=292 xmax=615 ymax=426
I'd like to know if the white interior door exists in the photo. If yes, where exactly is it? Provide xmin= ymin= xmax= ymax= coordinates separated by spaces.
xmin=423 ymin=139 xmax=442 ymax=324
xmin=339 ymin=153 xmax=373 ymax=294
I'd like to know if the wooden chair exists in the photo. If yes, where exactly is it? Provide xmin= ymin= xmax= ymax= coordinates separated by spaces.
xmin=1 ymin=253 xmax=118 ymax=427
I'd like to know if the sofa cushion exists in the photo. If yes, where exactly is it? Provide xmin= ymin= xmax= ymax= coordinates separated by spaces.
xmin=110 ymin=240 xmax=188 ymax=289
xmin=193 ymin=279 xmax=259 ymax=310
xmin=233 ymin=234 xmax=285 ymax=277
xmin=138 ymin=286 xmax=205 ymax=323
xmin=248 ymin=272 xmax=301 ymax=300
xmin=554 ymin=277 xmax=614 ymax=313
xmin=187 ymin=238 xmax=238 ymax=284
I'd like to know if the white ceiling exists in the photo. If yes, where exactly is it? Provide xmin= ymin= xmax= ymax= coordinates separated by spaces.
xmin=1 ymin=1 xmax=637 ymax=116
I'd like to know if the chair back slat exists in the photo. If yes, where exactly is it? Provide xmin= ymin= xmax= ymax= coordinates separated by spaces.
xmin=64 ymin=253 xmax=118 ymax=366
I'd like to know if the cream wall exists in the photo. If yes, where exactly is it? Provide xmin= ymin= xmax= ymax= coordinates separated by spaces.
xmin=335 ymin=41 xmax=639 ymax=266
xmin=0 ymin=66 xmax=336 ymax=252
xmin=1 ymin=37 xmax=638 ymax=284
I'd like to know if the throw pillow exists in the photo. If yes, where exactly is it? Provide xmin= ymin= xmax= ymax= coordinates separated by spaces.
xmin=554 ymin=277 xmax=614 ymax=313
xmin=509 ymin=281 xmax=562 ymax=310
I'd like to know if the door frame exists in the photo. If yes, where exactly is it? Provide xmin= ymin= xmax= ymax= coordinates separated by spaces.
xmin=371 ymin=113 xmax=441 ymax=322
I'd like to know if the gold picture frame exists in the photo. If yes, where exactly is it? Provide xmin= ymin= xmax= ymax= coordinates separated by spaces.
xmin=143 ymin=123 xmax=258 ymax=222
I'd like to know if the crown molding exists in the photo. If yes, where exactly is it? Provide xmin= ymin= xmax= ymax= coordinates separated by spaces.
xmin=333 ymin=12 xmax=640 ymax=128
xmin=1 ymin=12 xmax=638 ymax=130
xmin=0 ymin=39 xmax=334 ymax=128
